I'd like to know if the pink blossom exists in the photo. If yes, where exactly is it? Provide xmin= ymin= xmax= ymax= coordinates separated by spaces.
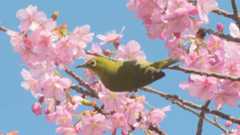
xmin=216 ymin=23 xmax=224 ymax=32
xmin=71 ymin=25 xmax=94 ymax=44
xmin=115 ymin=40 xmax=145 ymax=60
xmin=16 ymin=5 xmax=48 ymax=32
xmin=223 ymin=41 xmax=240 ymax=76
xmin=99 ymin=91 xmax=128 ymax=112
xmin=55 ymin=25 xmax=93 ymax=65
xmin=56 ymin=127 xmax=77 ymax=135
xmin=180 ymin=75 xmax=217 ymax=100
xmin=224 ymin=120 xmax=233 ymax=127
xmin=110 ymin=113 xmax=128 ymax=130
xmin=32 ymin=102 xmax=42 ymax=116
xmin=40 ymin=75 xmax=72 ymax=101
xmin=21 ymin=69 xmax=40 ymax=94
xmin=128 ymin=0 xmax=199 ymax=39
xmin=78 ymin=114 xmax=111 ymax=135
xmin=6 ymin=30 xmax=24 ymax=51
xmin=97 ymin=28 xmax=124 ymax=45
xmin=166 ymin=38 xmax=187 ymax=60
xmin=89 ymin=44 xmax=103 ymax=55
xmin=7 ymin=29 xmax=55 ymax=67
xmin=214 ymin=81 xmax=240 ymax=108
xmin=197 ymin=0 xmax=218 ymax=23
xmin=229 ymin=129 xmax=240 ymax=135
xmin=229 ymin=23 xmax=240 ymax=38
xmin=124 ymin=96 xmax=145 ymax=128
xmin=147 ymin=106 xmax=171 ymax=125
xmin=47 ymin=106 xmax=73 ymax=127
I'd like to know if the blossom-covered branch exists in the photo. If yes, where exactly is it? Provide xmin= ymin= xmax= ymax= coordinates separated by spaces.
xmin=167 ymin=66 xmax=240 ymax=81
xmin=64 ymin=67 xmax=99 ymax=98
xmin=203 ymin=28 xmax=240 ymax=43
xmin=2 ymin=1 xmax=240 ymax=134
xmin=142 ymin=87 xmax=240 ymax=125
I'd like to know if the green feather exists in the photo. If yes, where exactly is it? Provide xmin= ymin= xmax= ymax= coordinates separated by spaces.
xmin=77 ymin=55 xmax=177 ymax=92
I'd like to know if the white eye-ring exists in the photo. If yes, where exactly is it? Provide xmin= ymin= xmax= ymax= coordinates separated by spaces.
xmin=88 ymin=59 xmax=97 ymax=67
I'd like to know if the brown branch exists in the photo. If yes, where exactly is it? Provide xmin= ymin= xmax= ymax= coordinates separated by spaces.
xmin=213 ymin=116 xmax=229 ymax=134
xmin=188 ymin=0 xmax=240 ymax=43
xmin=71 ymin=85 xmax=98 ymax=98
xmin=167 ymin=66 xmax=240 ymax=81
xmin=0 ymin=26 xmax=7 ymax=32
xmin=141 ymin=86 xmax=240 ymax=125
xmin=64 ymin=67 xmax=99 ymax=98
xmin=203 ymin=28 xmax=240 ymax=43
xmin=149 ymin=126 xmax=167 ymax=135
xmin=196 ymin=101 xmax=210 ymax=135
xmin=212 ymin=8 xmax=235 ymax=19
xmin=231 ymin=0 xmax=240 ymax=29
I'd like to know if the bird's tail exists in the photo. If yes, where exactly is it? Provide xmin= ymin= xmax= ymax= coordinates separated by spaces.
xmin=150 ymin=58 xmax=178 ymax=69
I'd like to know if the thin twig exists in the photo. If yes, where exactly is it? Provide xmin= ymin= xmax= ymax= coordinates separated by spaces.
xmin=141 ymin=86 xmax=240 ymax=124
xmin=212 ymin=8 xmax=235 ymax=19
xmin=167 ymin=66 xmax=240 ymax=81
xmin=196 ymin=101 xmax=210 ymax=135
xmin=0 ymin=26 xmax=7 ymax=32
xmin=158 ymin=92 xmax=227 ymax=133
xmin=64 ymin=67 xmax=99 ymax=98
xmin=203 ymin=28 xmax=240 ymax=43
xmin=213 ymin=116 xmax=229 ymax=134
xmin=71 ymin=85 xmax=98 ymax=98
xmin=149 ymin=126 xmax=167 ymax=135
xmin=231 ymin=0 xmax=240 ymax=29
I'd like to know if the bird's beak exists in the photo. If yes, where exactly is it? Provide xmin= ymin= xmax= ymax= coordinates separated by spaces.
xmin=76 ymin=63 xmax=87 ymax=68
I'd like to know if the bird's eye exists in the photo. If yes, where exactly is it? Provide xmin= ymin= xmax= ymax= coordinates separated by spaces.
xmin=88 ymin=59 xmax=97 ymax=67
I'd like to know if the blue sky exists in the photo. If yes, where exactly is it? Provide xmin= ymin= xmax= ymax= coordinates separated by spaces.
xmin=0 ymin=0 xmax=237 ymax=135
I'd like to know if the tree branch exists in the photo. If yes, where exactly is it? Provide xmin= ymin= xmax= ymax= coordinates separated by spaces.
xmin=167 ymin=66 xmax=240 ymax=81
xmin=196 ymin=101 xmax=210 ymax=135
xmin=203 ymin=28 xmax=240 ymax=43
xmin=141 ymin=86 xmax=240 ymax=125
xmin=149 ymin=126 xmax=167 ymax=135
xmin=231 ymin=0 xmax=240 ymax=29
xmin=64 ymin=67 xmax=99 ymax=98
xmin=71 ymin=85 xmax=98 ymax=98
xmin=0 ymin=26 xmax=7 ymax=32
xmin=212 ymin=8 xmax=235 ymax=19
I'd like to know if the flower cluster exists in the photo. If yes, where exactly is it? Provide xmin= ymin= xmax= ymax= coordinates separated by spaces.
xmin=128 ymin=0 xmax=217 ymax=39
xmin=6 ymin=5 xmax=170 ymax=135
xmin=128 ymin=0 xmax=240 ymax=109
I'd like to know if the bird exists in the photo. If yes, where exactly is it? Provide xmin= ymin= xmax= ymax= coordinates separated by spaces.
xmin=77 ymin=55 xmax=177 ymax=92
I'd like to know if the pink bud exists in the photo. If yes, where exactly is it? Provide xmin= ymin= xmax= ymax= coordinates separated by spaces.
xmin=44 ymin=109 xmax=50 ymax=115
xmin=216 ymin=23 xmax=224 ymax=32
xmin=32 ymin=102 xmax=42 ymax=116
xmin=224 ymin=120 xmax=232 ymax=127
xmin=38 ymin=96 xmax=45 ymax=103
xmin=173 ymin=32 xmax=181 ymax=38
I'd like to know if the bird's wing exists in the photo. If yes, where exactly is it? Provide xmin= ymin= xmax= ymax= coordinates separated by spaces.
xmin=150 ymin=58 xmax=178 ymax=69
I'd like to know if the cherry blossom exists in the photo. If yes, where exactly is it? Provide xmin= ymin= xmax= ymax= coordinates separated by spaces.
xmin=197 ymin=0 xmax=218 ymax=23
xmin=229 ymin=23 xmax=240 ymax=38
xmin=16 ymin=5 xmax=48 ymax=31
xmin=115 ymin=40 xmax=145 ymax=60
xmin=128 ymin=0 xmax=199 ymax=39
xmin=77 ymin=113 xmax=111 ymax=135
xmin=97 ymin=28 xmax=124 ymax=45
xmin=32 ymin=102 xmax=42 ymax=116
xmin=147 ymin=106 xmax=171 ymax=125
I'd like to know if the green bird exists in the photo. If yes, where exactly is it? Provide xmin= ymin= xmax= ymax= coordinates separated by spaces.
xmin=77 ymin=55 xmax=177 ymax=92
